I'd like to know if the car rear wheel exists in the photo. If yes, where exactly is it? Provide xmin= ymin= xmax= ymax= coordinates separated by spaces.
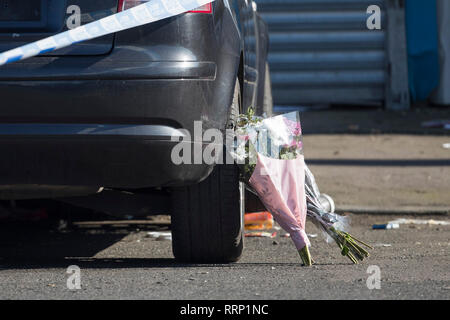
xmin=171 ymin=80 xmax=244 ymax=263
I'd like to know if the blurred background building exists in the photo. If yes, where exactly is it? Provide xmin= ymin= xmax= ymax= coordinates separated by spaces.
xmin=255 ymin=0 xmax=449 ymax=110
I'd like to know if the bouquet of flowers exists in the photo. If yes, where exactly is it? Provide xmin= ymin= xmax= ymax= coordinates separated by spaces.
xmin=304 ymin=164 xmax=373 ymax=264
xmin=231 ymin=109 xmax=372 ymax=266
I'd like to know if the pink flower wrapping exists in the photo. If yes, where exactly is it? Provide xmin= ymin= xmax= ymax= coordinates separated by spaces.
xmin=249 ymin=153 xmax=310 ymax=250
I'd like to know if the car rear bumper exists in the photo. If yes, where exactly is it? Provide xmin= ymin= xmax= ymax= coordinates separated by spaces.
xmin=0 ymin=59 xmax=218 ymax=131
xmin=0 ymin=59 xmax=217 ymax=81
xmin=0 ymin=124 xmax=214 ymax=188
xmin=0 ymin=60 xmax=224 ymax=188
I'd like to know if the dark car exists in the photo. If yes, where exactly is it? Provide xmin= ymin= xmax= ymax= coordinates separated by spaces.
xmin=0 ymin=0 xmax=272 ymax=263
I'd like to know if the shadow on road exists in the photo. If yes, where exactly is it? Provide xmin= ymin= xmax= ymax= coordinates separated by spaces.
xmin=0 ymin=222 xmax=124 ymax=260
xmin=307 ymin=159 xmax=450 ymax=166
xmin=0 ymin=220 xmax=353 ymax=270
xmin=0 ymin=256 xmax=352 ymax=270
xmin=0 ymin=221 xmax=178 ymax=270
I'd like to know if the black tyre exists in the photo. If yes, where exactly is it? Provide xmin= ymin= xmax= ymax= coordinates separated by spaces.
xmin=171 ymin=80 xmax=244 ymax=263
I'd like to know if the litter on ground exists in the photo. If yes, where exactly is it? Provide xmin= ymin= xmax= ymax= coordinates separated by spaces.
xmin=244 ymin=231 xmax=277 ymax=238
xmin=146 ymin=231 xmax=172 ymax=241
xmin=388 ymin=218 xmax=450 ymax=226
xmin=372 ymin=223 xmax=400 ymax=230
xmin=244 ymin=211 xmax=274 ymax=230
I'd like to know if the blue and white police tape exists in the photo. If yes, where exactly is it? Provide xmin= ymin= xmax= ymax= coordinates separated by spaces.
xmin=0 ymin=0 xmax=215 ymax=66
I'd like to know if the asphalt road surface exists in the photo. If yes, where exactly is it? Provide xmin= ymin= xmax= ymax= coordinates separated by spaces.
xmin=0 ymin=214 xmax=449 ymax=300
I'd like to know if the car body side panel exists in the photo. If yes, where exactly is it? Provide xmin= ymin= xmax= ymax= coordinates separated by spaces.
xmin=240 ymin=0 xmax=258 ymax=111
xmin=255 ymin=13 xmax=270 ymax=114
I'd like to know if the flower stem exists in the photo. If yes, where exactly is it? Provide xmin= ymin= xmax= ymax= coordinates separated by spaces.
xmin=326 ymin=227 xmax=372 ymax=264
xmin=298 ymin=246 xmax=312 ymax=267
